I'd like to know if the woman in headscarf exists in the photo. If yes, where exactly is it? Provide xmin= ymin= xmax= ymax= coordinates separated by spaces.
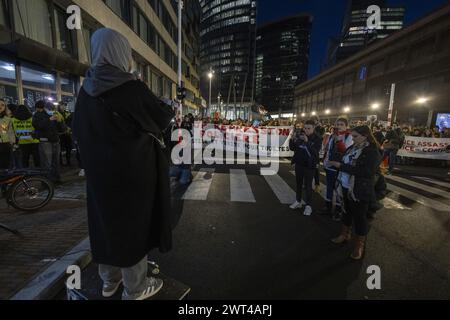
xmin=73 ymin=28 xmax=174 ymax=300
xmin=328 ymin=126 xmax=381 ymax=260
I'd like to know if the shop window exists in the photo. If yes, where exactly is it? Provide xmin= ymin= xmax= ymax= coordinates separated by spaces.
xmin=0 ymin=84 xmax=18 ymax=104
xmin=61 ymin=75 xmax=75 ymax=95
xmin=21 ymin=64 xmax=56 ymax=91
xmin=0 ymin=60 xmax=16 ymax=84
xmin=13 ymin=0 xmax=53 ymax=47
xmin=23 ymin=88 xmax=56 ymax=110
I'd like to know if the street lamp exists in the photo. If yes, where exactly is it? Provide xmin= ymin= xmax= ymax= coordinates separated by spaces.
xmin=325 ymin=109 xmax=331 ymax=115
xmin=208 ymin=68 xmax=214 ymax=117
xmin=416 ymin=97 xmax=429 ymax=104
xmin=344 ymin=106 xmax=351 ymax=113
xmin=311 ymin=111 xmax=317 ymax=116
xmin=371 ymin=103 xmax=380 ymax=110
xmin=301 ymin=113 xmax=306 ymax=118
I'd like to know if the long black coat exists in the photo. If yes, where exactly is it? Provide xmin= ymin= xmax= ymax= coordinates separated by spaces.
xmin=73 ymin=80 xmax=174 ymax=267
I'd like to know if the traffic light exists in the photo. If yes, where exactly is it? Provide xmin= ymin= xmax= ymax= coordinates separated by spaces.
xmin=177 ymin=86 xmax=186 ymax=101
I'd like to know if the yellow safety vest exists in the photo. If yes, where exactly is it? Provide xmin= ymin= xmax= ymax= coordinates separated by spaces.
xmin=11 ymin=118 xmax=40 ymax=145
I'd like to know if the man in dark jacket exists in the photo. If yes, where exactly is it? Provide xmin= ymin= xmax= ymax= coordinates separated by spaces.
xmin=32 ymin=100 xmax=66 ymax=182
xmin=289 ymin=120 xmax=322 ymax=216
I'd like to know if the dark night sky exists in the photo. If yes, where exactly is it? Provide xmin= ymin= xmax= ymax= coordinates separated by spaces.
xmin=257 ymin=0 xmax=450 ymax=79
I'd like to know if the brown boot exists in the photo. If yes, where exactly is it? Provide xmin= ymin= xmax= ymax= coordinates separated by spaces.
xmin=350 ymin=236 xmax=366 ymax=260
xmin=331 ymin=225 xmax=352 ymax=244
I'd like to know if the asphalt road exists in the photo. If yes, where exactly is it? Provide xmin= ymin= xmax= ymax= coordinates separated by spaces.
xmin=150 ymin=160 xmax=450 ymax=300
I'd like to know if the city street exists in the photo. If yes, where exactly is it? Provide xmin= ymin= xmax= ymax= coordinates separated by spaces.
xmin=1 ymin=0 xmax=450 ymax=307
xmin=3 ymin=161 xmax=449 ymax=300
xmin=152 ymin=161 xmax=450 ymax=299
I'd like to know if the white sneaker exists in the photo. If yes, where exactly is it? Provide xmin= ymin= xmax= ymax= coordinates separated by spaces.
xmin=123 ymin=277 xmax=163 ymax=300
xmin=78 ymin=169 xmax=85 ymax=177
xmin=303 ymin=206 xmax=313 ymax=216
xmin=102 ymin=279 xmax=123 ymax=298
xmin=290 ymin=201 xmax=303 ymax=210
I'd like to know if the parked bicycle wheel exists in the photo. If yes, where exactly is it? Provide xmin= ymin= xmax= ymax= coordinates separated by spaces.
xmin=8 ymin=176 xmax=54 ymax=212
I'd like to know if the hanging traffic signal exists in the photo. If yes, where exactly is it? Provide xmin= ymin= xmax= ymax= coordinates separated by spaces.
xmin=177 ymin=86 xmax=186 ymax=101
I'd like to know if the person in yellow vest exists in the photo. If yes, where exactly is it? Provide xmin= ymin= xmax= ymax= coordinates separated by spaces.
xmin=0 ymin=99 xmax=16 ymax=170
xmin=12 ymin=104 xmax=40 ymax=168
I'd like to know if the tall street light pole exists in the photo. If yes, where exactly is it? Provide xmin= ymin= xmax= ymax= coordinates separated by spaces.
xmin=177 ymin=0 xmax=183 ymax=118
xmin=208 ymin=68 xmax=214 ymax=117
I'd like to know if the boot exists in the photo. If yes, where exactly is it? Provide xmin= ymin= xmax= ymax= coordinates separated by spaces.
xmin=350 ymin=236 xmax=366 ymax=260
xmin=331 ymin=224 xmax=352 ymax=244
xmin=320 ymin=201 xmax=332 ymax=216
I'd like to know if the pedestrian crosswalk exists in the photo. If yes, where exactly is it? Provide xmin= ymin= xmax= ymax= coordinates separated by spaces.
xmin=182 ymin=168 xmax=215 ymax=201
xmin=178 ymin=167 xmax=450 ymax=213
xmin=230 ymin=169 xmax=256 ymax=203
xmin=263 ymin=174 xmax=296 ymax=205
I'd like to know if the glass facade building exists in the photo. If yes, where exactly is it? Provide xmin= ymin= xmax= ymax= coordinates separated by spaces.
xmin=255 ymin=14 xmax=312 ymax=113
xmin=327 ymin=0 xmax=405 ymax=67
xmin=200 ymin=0 xmax=257 ymax=119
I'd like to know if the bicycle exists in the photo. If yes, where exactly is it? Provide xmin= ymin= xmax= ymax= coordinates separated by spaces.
xmin=0 ymin=169 xmax=55 ymax=212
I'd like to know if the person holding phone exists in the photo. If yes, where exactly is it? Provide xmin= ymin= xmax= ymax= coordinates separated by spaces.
xmin=289 ymin=120 xmax=322 ymax=216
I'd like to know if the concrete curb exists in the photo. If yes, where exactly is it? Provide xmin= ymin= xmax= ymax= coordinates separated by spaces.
xmin=11 ymin=237 xmax=92 ymax=300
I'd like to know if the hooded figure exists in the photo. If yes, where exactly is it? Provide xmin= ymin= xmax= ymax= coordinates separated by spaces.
xmin=73 ymin=28 xmax=174 ymax=300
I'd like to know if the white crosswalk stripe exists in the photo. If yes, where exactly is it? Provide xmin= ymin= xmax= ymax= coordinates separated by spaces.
xmin=318 ymin=171 xmax=411 ymax=210
xmin=386 ymin=175 xmax=450 ymax=200
xmin=263 ymin=174 xmax=296 ymax=205
xmin=182 ymin=168 xmax=215 ymax=201
xmin=181 ymin=168 xmax=449 ymax=211
xmin=387 ymin=183 xmax=450 ymax=212
xmin=230 ymin=169 xmax=256 ymax=203
xmin=411 ymin=176 xmax=450 ymax=189
xmin=291 ymin=170 xmax=410 ymax=210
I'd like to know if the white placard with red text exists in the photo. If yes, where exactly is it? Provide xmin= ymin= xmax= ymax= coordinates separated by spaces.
xmin=397 ymin=136 xmax=450 ymax=160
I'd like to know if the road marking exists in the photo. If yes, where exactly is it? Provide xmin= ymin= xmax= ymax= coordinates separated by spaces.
xmin=318 ymin=171 xmax=410 ymax=210
xmin=264 ymin=174 xmax=296 ymax=204
xmin=230 ymin=169 xmax=256 ymax=203
xmin=411 ymin=176 xmax=450 ymax=189
xmin=182 ymin=168 xmax=215 ymax=201
xmin=386 ymin=175 xmax=450 ymax=200
xmin=387 ymin=183 xmax=450 ymax=212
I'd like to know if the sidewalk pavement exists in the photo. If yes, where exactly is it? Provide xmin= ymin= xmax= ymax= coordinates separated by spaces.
xmin=0 ymin=167 xmax=89 ymax=299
